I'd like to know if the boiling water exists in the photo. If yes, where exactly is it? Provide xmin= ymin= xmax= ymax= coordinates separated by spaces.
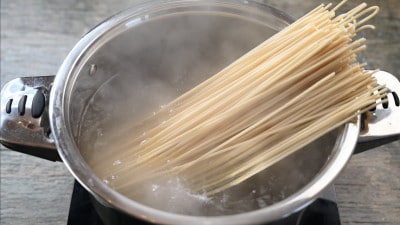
xmin=78 ymin=85 xmax=333 ymax=216
xmin=75 ymin=13 xmax=334 ymax=216
xmin=75 ymin=76 xmax=281 ymax=215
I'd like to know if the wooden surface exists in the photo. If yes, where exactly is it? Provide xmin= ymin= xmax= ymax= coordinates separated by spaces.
xmin=1 ymin=0 xmax=399 ymax=224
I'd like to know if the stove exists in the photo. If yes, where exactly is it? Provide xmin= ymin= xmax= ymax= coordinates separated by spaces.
xmin=67 ymin=181 xmax=341 ymax=225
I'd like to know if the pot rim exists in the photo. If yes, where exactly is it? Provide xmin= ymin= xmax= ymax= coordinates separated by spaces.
xmin=49 ymin=0 xmax=359 ymax=224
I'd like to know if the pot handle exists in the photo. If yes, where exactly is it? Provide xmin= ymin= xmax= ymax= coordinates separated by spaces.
xmin=1 ymin=73 xmax=398 ymax=159
xmin=354 ymin=71 xmax=400 ymax=154
xmin=0 ymin=75 xmax=61 ymax=161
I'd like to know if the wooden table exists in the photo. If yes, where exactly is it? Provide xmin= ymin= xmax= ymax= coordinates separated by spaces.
xmin=1 ymin=0 xmax=399 ymax=224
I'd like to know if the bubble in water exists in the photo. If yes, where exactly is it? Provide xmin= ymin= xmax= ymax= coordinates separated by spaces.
xmin=96 ymin=128 xmax=103 ymax=137
xmin=256 ymin=198 xmax=268 ymax=208
xmin=152 ymin=184 xmax=159 ymax=192
xmin=140 ymin=138 xmax=149 ymax=145
xmin=113 ymin=160 xmax=122 ymax=166
xmin=137 ymin=177 xmax=212 ymax=215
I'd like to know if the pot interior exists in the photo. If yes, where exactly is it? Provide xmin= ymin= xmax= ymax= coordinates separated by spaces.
xmin=63 ymin=1 xmax=343 ymax=218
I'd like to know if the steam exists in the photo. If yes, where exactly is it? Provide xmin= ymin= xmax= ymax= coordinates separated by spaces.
xmin=74 ymin=7 xmax=334 ymax=216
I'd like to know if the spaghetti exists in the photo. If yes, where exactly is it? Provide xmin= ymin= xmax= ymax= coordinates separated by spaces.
xmin=90 ymin=0 xmax=386 ymax=196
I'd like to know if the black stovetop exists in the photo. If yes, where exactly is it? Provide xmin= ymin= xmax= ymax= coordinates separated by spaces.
xmin=67 ymin=181 xmax=341 ymax=225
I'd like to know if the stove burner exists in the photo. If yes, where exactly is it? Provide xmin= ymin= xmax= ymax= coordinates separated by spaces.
xmin=67 ymin=181 xmax=341 ymax=225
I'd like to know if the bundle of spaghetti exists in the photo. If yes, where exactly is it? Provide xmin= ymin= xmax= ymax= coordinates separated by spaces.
xmin=93 ymin=1 xmax=386 ymax=195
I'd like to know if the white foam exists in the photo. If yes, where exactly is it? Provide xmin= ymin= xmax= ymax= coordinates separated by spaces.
xmin=136 ymin=177 xmax=212 ymax=215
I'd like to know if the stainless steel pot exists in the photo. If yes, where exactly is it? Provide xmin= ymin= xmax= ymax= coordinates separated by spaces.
xmin=1 ymin=0 xmax=399 ymax=224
